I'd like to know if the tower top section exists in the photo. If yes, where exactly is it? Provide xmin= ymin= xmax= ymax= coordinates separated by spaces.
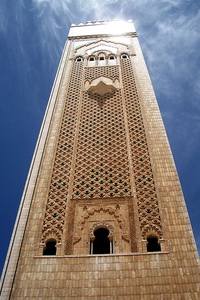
xmin=68 ymin=20 xmax=136 ymax=38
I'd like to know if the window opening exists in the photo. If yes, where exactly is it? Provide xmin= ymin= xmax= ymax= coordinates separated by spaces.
xmin=99 ymin=57 xmax=105 ymax=60
xmin=147 ymin=236 xmax=161 ymax=252
xmin=109 ymin=56 xmax=115 ymax=60
xmin=121 ymin=54 xmax=129 ymax=59
xmin=43 ymin=239 xmax=57 ymax=255
xmin=89 ymin=57 xmax=95 ymax=61
xmin=92 ymin=228 xmax=112 ymax=254
xmin=76 ymin=57 xmax=83 ymax=62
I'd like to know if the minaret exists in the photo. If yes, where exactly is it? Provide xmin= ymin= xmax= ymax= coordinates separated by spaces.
xmin=1 ymin=20 xmax=199 ymax=299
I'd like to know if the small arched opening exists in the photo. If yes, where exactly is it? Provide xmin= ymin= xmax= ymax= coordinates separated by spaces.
xmin=88 ymin=56 xmax=96 ymax=66
xmin=98 ymin=53 xmax=106 ymax=66
xmin=147 ymin=235 xmax=161 ymax=252
xmin=76 ymin=56 xmax=83 ymax=62
xmin=91 ymin=228 xmax=113 ymax=255
xmin=121 ymin=53 xmax=129 ymax=59
xmin=108 ymin=54 xmax=117 ymax=65
xmin=43 ymin=239 xmax=57 ymax=255
xmin=89 ymin=56 xmax=95 ymax=61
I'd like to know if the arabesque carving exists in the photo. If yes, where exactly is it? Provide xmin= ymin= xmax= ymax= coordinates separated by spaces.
xmin=73 ymin=204 xmax=130 ymax=246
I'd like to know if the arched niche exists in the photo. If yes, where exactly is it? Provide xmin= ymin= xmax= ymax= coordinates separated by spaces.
xmin=90 ymin=223 xmax=114 ymax=255
xmin=43 ymin=238 xmax=57 ymax=255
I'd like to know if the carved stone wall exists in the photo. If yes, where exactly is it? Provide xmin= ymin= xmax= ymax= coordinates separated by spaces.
xmin=72 ymin=65 xmax=131 ymax=200
xmin=41 ymin=50 xmax=163 ymax=253
xmin=72 ymin=199 xmax=131 ymax=255
xmin=121 ymin=57 xmax=162 ymax=239
xmin=41 ymin=60 xmax=83 ymax=244
xmin=40 ymin=33 xmax=164 ymax=254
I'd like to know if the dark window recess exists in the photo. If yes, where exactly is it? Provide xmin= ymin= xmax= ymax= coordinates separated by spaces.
xmin=147 ymin=236 xmax=161 ymax=252
xmin=122 ymin=54 xmax=129 ymax=59
xmin=89 ymin=57 xmax=95 ymax=61
xmin=76 ymin=57 xmax=83 ymax=62
xmin=43 ymin=239 xmax=57 ymax=255
xmin=93 ymin=228 xmax=111 ymax=254
xmin=99 ymin=57 xmax=104 ymax=60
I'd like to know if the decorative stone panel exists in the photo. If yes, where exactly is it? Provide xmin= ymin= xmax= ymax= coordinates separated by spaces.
xmin=72 ymin=66 xmax=131 ymax=199
xmin=72 ymin=199 xmax=131 ymax=255
xmin=41 ymin=60 xmax=84 ymax=243
xmin=121 ymin=57 xmax=163 ymax=239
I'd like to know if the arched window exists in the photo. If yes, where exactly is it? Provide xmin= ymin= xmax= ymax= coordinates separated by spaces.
xmin=91 ymin=228 xmax=113 ymax=254
xmin=121 ymin=53 xmax=129 ymax=59
xmin=108 ymin=54 xmax=117 ymax=65
xmin=76 ymin=56 xmax=83 ymax=62
xmin=147 ymin=236 xmax=161 ymax=252
xmin=98 ymin=53 xmax=106 ymax=66
xmin=89 ymin=56 xmax=95 ymax=61
xmin=88 ymin=56 xmax=96 ymax=66
xmin=43 ymin=239 xmax=57 ymax=255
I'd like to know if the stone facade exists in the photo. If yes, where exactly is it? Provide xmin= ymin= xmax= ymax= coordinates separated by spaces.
xmin=1 ymin=20 xmax=199 ymax=299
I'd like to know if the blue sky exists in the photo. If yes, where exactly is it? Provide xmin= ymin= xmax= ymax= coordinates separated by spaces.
xmin=0 ymin=0 xmax=199 ymax=273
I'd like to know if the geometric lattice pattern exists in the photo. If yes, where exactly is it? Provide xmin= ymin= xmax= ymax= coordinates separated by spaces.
xmin=72 ymin=73 xmax=131 ymax=199
xmin=121 ymin=57 xmax=163 ymax=239
xmin=41 ymin=60 xmax=83 ymax=243
xmin=85 ymin=65 xmax=119 ymax=81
